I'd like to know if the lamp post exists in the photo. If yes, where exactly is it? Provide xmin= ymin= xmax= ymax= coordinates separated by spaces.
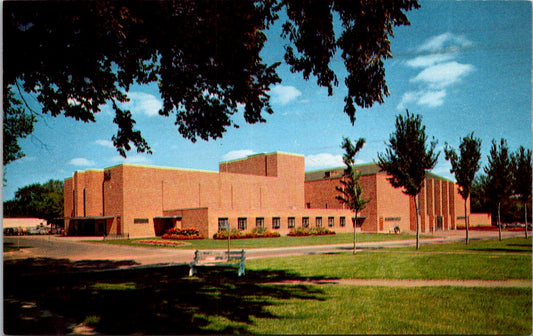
xmin=226 ymin=221 xmax=231 ymax=260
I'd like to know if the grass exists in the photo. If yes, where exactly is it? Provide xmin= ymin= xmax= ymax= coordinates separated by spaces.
xmin=245 ymin=286 xmax=532 ymax=335
xmin=93 ymin=232 xmax=421 ymax=249
xmin=3 ymin=237 xmax=532 ymax=335
xmin=247 ymin=237 xmax=532 ymax=280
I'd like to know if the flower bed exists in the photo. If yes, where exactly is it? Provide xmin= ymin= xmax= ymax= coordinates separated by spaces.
xmin=213 ymin=229 xmax=281 ymax=240
xmin=162 ymin=228 xmax=204 ymax=240
xmin=135 ymin=240 xmax=189 ymax=247
xmin=288 ymin=227 xmax=336 ymax=237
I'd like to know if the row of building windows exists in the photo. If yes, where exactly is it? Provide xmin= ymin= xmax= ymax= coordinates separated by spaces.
xmin=218 ymin=216 xmax=348 ymax=231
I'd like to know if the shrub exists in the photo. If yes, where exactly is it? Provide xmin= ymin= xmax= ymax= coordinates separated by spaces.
xmin=288 ymin=227 xmax=336 ymax=237
xmin=162 ymin=227 xmax=203 ymax=240
xmin=213 ymin=228 xmax=281 ymax=240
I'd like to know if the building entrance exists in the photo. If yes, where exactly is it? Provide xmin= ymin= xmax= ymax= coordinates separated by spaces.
xmin=435 ymin=216 xmax=444 ymax=231
xmin=153 ymin=216 xmax=182 ymax=236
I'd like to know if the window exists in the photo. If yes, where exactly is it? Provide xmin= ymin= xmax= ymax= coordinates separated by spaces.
xmin=134 ymin=218 xmax=149 ymax=224
xmin=218 ymin=218 xmax=229 ymax=231
xmin=306 ymin=202 xmax=311 ymax=209
xmin=385 ymin=217 xmax=401 ymax=221
xmin=256 ymin=217 xmax=265 ymax=228
xmin=272 ymin=217 xmax=281 ymax=229
xmin=288 ymin=217 xmax=296 ymax=228
xmin=328 ymin=217 xmax=335 ymax=227
xmin=302 ymin=217 xmax=310 ymax=228
xmin=315 ymin=217 xmax=322 ymax=227
xmin=340 ymin=216 xmax=346 ymax=227
xmin=238 ymin=218 xmax=247 ymax=231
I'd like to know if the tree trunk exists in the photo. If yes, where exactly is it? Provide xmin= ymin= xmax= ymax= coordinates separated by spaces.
xmin=353 ymin=210 xmax=357 ymax=255
xmin=414 ymin=195 xmax=420 ymax=250
xmin=498 ymin=201 xmax=502 ymax=241
xmin=464 ymin=199 xmax=469 ymax=245
xmin=525 ymin=202 xmax=528 ymax=239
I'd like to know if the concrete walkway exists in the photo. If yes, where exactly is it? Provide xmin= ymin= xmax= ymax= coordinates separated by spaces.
xmin=4 ymin=230 xmax=528 ymax=266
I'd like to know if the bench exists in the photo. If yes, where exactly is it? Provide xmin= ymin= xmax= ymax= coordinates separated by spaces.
xmin=389 ymin=226 xmax=400 ymax=234
xmin=189 ymin=249 xmax=246 ymax=277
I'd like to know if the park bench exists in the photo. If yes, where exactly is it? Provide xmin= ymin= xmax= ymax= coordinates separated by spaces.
xmin=189 ymin=249 xmax=246 ymax=277
xmin=389 ymin=225 xmax=400 ymax=234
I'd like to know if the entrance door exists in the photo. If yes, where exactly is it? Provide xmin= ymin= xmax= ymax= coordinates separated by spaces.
xmin=436 ymin=216 xmax=444 ymax=231
xmin=154 ymin=218 xmax=175 ymax=236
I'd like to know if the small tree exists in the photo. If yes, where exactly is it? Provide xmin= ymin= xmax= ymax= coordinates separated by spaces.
xmin=511 ymin=146 xmax=532 ymax=238
xmin=444 ymin=132 xmax=482 ymax=244
xmin=378 ymin=110 xmax=439 ymax=250
xmin=336 ymin=137 xmax=369 ymax=254
xmin=484 ymin=139 xmax=512 ymax=241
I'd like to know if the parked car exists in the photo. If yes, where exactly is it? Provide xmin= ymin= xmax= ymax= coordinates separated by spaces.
xmin=27 ymin=226 xmax=50 ymax=235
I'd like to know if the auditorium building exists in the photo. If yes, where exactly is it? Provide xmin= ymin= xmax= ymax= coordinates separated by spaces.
xmin=63 ymin=152 xmax=469 ymax=238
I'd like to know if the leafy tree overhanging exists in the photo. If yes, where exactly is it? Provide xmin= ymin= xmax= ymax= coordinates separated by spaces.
xmin=4 ymin=0 xmax=420 ymax=159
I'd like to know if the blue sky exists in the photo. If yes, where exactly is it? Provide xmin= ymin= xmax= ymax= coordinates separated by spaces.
xmin=3 ymin=0 xmax=531 ymax=201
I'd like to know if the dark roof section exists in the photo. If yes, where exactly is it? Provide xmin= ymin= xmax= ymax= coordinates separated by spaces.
xmin=305 ymin=163 xmax=382 ymax=182
xmin=305 ymin=163 xmax=453 ymax=183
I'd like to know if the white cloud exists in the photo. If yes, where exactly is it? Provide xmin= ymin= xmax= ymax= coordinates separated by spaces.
xmin=222 ymin=150 xmax=257 ymax=162
xmin=270 ymin=85 xmax=302 ymax=105
xmin=406 ymin=54 xmax=455 ymax=68
xmin=111 ymin=155 xmax=152 ymax=165
xmin=399 ymin=33 xmax=474 ymax=110
xmin=305 ymin=153 xmax=352 ymax=170
xmin=418 ymin=32 xmax=472 ymax=53
xmin=122 ymin=91 xmax=162 ymax=117
xmin=95 ymin=139 xmax=114 ymax=148
xmin=411 ymin=61 xmax=474 ymax=89
xmin=68 ymin=158 xmax=95 ymax=166
xmin=398 ymin=90 xmax=447 ymax=110
xmin=417 ymin=90 xmax=447 ymax=107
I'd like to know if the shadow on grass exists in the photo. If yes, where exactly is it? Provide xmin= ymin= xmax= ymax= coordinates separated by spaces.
xmin=4 ymin=258 xmax=326 ymax=335
xmin=4 ymin=241 xmax=33 ymax=252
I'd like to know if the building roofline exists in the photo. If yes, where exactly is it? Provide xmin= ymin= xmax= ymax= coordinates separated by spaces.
xmin=305 ymin=162 xmax=455 ymax=183
xmin=219 ymin=151 xmax=304 ymax=165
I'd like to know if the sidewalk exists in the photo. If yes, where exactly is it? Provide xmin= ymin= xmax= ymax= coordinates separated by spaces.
xmin=4 ymin=229 xmax=528 ymax=266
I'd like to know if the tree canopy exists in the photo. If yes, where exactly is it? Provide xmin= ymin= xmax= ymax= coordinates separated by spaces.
xmin=444 ymin=132 xmax=482 ymax=244
xmin=4 ymin=0 xmax=420 ymax=159
xmin=3 ymin=179 xmax=64 ymax=222
xmin=377 ymin=110 xmax=439 ymax=249
xmin=444 ymin=133 xmax=482 ymax=202
xmin=511 ymin=146 xmax=532 ymax=204
xmin=335 ymin=137 xmax=369 ymax=254
xmin=377 ymin=110 xmax=439 ymax=197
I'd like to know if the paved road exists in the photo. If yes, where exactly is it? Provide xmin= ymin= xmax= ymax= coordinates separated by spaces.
xmin=4 ymin=230 xmax=527 ymax=266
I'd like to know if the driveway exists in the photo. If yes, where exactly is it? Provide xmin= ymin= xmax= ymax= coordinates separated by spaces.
xmin=4 ymin=230 xmax=528 ymax=266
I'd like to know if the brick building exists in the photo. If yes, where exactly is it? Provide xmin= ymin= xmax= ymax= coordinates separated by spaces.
xmin=63 ymin=152 xmax=468 ymax=238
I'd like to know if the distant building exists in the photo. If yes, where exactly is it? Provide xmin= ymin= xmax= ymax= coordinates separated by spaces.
xmin=63 ymin=152 xmax=469 ymax=238
xmin=3 ymin=217 xmax=47 ymax=229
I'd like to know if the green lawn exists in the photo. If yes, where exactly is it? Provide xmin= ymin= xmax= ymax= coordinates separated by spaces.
xmin=94 ymin=232 xmax=421 ymax=249
xmin=247 ymin=237 xmax=532 ymax=280
xmin=211 ymin=286 xmax=532 ymax=335
xmin=4 ymin=237 xmax=532 ymax=335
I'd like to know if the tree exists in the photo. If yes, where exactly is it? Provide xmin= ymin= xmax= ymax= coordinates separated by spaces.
xmin=470 ymin=174 xmax=489 ymax=214
xmin=3 ymin=180 xmax=64 ymax=222
xmin=3 ymin=90 xmax=36 ymax=166
xmin=444 ymin=133 xmax=482 ymax=244
xmin=377 ymin=110 xmax=439 ymax=249
xmin=4 ymin=0 xmax=420 ymax=160
xmin=511 ymin=146 xmax=532 ymax=238
xmin=484 ymin=139 xmax=512 ymax=241
xmin=335 ymin=137 xmax=369 ymax=255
